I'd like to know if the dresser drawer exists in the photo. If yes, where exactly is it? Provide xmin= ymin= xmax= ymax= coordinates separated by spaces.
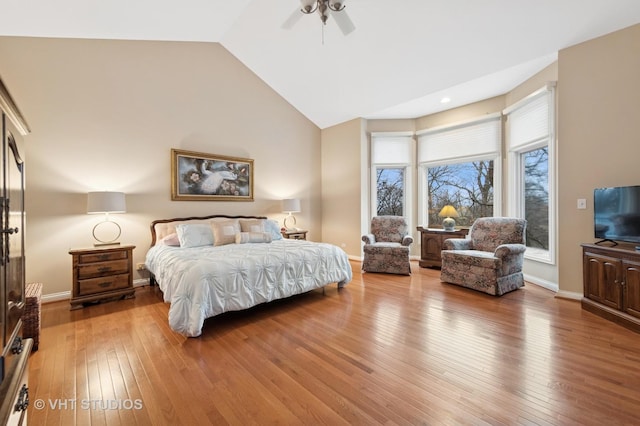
xmin=78 ymin=250 xmax=128 ymax=264
xmin=78 ymin=273 xmax=130 ymax=296
xmin=77 ymin=259 xmax=129 ymax=279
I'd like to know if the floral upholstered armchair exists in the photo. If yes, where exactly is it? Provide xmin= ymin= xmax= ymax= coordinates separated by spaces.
xmin=362 ymin=216 xmax=413 ymax=275
xmin=440 ymin=217 xmax=527 ymax=296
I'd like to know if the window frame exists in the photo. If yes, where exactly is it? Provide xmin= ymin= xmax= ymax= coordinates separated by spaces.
xmin=416 ymin=114 xmax=502 ymax=229
xmin=505 ymin=84 xmax=556 ymax=265
xmin=369 ymin=133 xmax=414 ymax=227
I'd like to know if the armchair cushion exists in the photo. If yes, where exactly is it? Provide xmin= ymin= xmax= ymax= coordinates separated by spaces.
xmin=440 ymin=217 xmax=527 ymax=296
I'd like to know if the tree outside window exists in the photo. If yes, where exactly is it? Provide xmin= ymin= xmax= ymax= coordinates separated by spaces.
xmin=426 ymin=160 xmax=494 ymax=227
xmin=376 ymin=168 xmax=404 ymax=216
xmin=523 ymin=147 xmax=549 ymax=250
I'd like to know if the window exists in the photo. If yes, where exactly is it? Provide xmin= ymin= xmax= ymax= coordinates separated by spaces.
xmin=426 ymin=159 xmax=494 ymax=228
xmin=370 ymin=133 xmax=413 ymax=220
xmin=523 ymin=147 xmax=549 ymax=249
xmin=417 ymin=114 xmax=502 ymax=227
xmin=505 ymin=84 xmax=555 ymax=262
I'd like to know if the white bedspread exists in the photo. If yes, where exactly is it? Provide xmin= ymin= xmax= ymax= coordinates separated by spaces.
xmin=145 ymin=239 xmax=353 ymax=337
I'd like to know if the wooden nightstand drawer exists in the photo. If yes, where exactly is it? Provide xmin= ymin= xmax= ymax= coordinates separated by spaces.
xmin=78 ymin=273 xmax=131 ymax=296
xmin=78 ymin=250 xmax=128 ymax=264
xmin=77 ymin=259 xmax=129 ymax=279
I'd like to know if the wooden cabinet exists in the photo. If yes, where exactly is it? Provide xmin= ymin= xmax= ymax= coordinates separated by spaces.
xmin=0 ymin=77 xmax=31 ymax=426
xmin=69 ymin=245 xmax=135 ymax=310
xmin=582 ymin=243 xmax=640 ymax=333
xmin=417 ymin=227 xmax=469 ymax=268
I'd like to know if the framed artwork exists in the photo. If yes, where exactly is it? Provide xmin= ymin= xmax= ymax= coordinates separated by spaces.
xmin=171 ymin=149 xmax=254 ymax=201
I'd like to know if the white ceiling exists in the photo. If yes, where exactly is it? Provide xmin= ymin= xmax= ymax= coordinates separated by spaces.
xmin=3 ymin=0 xmax=640 ymax=129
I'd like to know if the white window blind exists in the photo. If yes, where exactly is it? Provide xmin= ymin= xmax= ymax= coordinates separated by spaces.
xmin=417 ymin=114 xmax=501 ymax=164
xmin=506 ymin=87 xmax=552 ymax=150
xmin=371 ymin=134 xmax=413 ymax=164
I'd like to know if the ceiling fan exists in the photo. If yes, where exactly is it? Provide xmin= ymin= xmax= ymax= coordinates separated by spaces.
xmin=283 ymin=0 xmax=356 ymax=36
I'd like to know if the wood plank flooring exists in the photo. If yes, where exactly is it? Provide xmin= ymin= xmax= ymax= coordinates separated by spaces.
xmin=28 ymin=261 xmax=640 ymax=425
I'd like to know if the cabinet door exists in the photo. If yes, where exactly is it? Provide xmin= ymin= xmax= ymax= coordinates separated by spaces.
xmin=584 ymin=253 xmax=623 ymax=310
xmin=422 ymin=233 xmax=443 ymax=262
xmin=623 ymin=259 xmax=640 ymax=319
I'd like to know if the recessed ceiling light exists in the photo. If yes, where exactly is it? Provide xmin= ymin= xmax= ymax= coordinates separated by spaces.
xmin=440 ymin=97 xmax=451 ymax=104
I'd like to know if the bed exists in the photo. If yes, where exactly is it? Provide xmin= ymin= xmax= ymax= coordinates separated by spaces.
xmin=144 ymin=214 xmax=353 ymax=337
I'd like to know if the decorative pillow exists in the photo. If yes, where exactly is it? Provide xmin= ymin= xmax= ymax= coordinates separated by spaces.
xmin=264 ymin=219 xmax=283 ymax=240
xmin=175 ymin=224 xmax=214 ymax=248
xmin=160 ymin=232 xmax=180 ymax=246
xmin=239 ymin=219 xmax=266 ymax=233
xmin=235 ymin=232 xmax=273 ymax=244
xmin=210 ymin=219 xmax=241 ymax=246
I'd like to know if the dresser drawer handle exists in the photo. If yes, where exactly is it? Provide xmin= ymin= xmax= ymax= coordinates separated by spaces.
xmin=97 ymin=254 xmax=110 ymax=261
xmin=97 ymin=266 xmax=112 ymax=273
xmin=99 ymin=281 xmax=113 ymax=288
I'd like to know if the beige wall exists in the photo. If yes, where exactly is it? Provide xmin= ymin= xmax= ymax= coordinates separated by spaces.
xmin=0 ymin=37 xmax=321 ymax=299
xmin=320 ymin=119 xmax=366 ymax=258
xmin=558 ymin=23 xmax=640 ymax=294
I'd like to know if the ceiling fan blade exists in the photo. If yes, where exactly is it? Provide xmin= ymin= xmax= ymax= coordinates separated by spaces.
xmin=331 ymin=9 xmax=355 ymax=35
xmin=282 ymin=8 xmax=303 ymax=30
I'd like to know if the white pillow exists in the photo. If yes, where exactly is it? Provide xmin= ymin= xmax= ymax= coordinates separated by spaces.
xmin=175 ymin=224 xmax=214 ymax=248
xmin=235 ymin=232 xmax=273 ymax=244
xmin=264 ymin=219 xmax=283 ymax=240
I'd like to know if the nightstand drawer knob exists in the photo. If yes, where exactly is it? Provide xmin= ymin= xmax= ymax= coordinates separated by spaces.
xmin=98 ymin=266 xmax=112 ymax=273
xmin=98 ymin=281 xmax=113 ymax=288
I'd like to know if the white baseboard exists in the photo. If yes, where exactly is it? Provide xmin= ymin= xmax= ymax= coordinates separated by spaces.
xmin=134 ymin=278 xmax=150 ymax=287
xmin=42 ymin=291 xmax=70 ymax=303
xmin=523 ymin=274 xmax=559 ymax=293
xmin=554 ymin=290 xmax=583 ymax=301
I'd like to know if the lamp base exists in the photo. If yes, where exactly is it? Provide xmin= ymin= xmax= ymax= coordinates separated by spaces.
xmin=92 ymin=220 xmax=122 ymax=246
xmin=442 ymin=217 xmax=456 ymax=231
xmin=284 ymin=214 xmax=297 ymax=230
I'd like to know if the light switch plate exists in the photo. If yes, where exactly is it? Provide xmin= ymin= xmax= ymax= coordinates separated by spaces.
xmin=577 ymin=198 xmax=587 ymax=209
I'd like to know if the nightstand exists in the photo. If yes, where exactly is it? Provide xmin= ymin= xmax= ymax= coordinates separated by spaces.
xmin=69 ymin=244 xmax=136 ymax=310
xmin=281 ymin=230 xmax=308 ymax=240
xmin=416 ymin=227 xmax=469 ymax=268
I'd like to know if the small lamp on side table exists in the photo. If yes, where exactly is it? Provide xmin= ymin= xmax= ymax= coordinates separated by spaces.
xmin=282 ymin=198 xmax=301 ymax=230
xmin=87 ymin=191 xmax=126 ymax=246
xmin=439 ymin=205 xmax=459 ymax=231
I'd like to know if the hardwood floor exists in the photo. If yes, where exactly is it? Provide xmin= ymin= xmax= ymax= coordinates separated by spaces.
xmin=28 ymin=261 xmax=640 ymax=425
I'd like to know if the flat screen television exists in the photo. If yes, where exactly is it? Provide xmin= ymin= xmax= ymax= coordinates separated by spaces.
xmin=594 ymin=185 xmax=640 ymax=244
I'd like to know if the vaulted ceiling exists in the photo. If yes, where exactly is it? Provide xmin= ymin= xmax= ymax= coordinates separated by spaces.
xmin=3 ymin=0 xmax=640 ymax=128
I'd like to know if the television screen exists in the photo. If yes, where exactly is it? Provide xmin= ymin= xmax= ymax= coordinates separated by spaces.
xmin=594 ymin=185 xmax=640 ymax=244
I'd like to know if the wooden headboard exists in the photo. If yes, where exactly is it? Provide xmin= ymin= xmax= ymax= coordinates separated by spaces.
xmin=150 ymin=214 xmax=268 ymax=247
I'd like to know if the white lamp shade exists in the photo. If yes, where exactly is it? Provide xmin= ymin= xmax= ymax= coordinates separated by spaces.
xmin=87 ymin=191 xmax=126 ymax=214
xmin=282 ymin=198 xmax=301 ymax=213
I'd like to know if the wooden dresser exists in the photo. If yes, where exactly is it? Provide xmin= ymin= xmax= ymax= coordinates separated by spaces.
xmin=69 ymin=245 xmax=135 ymax=310
xmin=417 ymin=227 xmax=469 ymax=268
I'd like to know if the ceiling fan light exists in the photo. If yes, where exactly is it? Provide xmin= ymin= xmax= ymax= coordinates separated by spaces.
xmin=329 ymin=1 xmax=345 ymax=11
xmin=301 ymin=0 xmax=318 ymax=14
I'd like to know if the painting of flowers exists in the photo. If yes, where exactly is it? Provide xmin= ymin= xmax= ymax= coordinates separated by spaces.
xmin=171 ymin=149 xmax=254 ymax=201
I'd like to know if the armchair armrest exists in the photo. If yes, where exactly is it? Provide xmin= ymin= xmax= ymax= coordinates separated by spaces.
xmin=443 ymin=238 xmax=472 ymax=250
xmin=401 ymin=235 xmax=413 ymax=246
xmin=494 ymin=243 xmax=527 ymax=258
xmin=362 ymin=234 xmax=376 ymax=245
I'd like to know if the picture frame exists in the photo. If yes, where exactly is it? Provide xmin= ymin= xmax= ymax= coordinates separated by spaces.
xmin=171 ymin=149 xmax=254 ymax=201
